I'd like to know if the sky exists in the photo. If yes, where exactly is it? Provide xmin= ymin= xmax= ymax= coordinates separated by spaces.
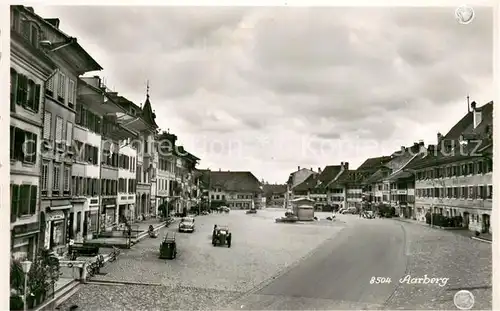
xmin=33 ymin=5 xmax=493 ymax=184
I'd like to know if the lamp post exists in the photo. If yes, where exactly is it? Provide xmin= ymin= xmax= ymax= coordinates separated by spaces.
xmin=21 ymin=260 xmax=32 ymax=311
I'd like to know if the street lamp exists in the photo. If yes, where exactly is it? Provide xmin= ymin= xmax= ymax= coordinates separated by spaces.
xmin=21 ymin=260 xmax=32 ymax=311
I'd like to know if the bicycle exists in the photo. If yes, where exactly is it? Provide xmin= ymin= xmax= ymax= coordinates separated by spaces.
xmin=108 ymin=246 xmax=121 ymax=262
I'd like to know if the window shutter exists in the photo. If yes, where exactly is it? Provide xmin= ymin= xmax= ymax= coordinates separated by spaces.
xmin=11 ymin=184 xmax=19 ymax=222
xmin=41 ymin=163 xmax=48 ymax=190
xmin=57 ymin=72 xmax=65 ymax=99
xmin=68 ymin=80 xmax=75 ymax=104
xmin=30 ymin=185 xmax=37 ymax=214
xmin=16 ymin=75 xmax=26 ymax=105
xmin=46 ymin=75 xmax=54 ymax=95
xmin=55 ymin=116 xmax=63 ymax=141
xmin=43 ymin=111 xmax=52 ymax=140
xmin=75 ymin=103 xmax=82 ymax=124
xmin=66 ymin=122 xmax=73 ymax=145
xmin=10 ymin=68 xmax=17 ymax=112
xmin=14 ymin=128 xmax=25 ymax=161
xmin=34 ymin=84 xmax=41 ymax=112
xmin=64 ymin=166 xmax=70 ymax=191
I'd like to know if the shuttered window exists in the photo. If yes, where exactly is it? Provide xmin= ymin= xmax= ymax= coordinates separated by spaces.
xmin=19 ymin=185 xmax=31 ymax=215
xmin=53 ymin=164 xmax=61 ymax=191
xmin=16 ymin=74 xmax=28 ymax=106
xmin=63 ymin=165 xmax=71 ymax=192
xmin=23 ymin=132 xmax=37 ymax=163
xmin=68 ymin=80 xmax=75 ymax=107
xmin=43 ymin=111 xmax=52 ymax=140
xmin=57 ymin=72 xmax=66 ymax=102
xmin=66 ymin=122 xmax=73 ymax=146
xmin=46 ymin=75 xmax=55 ymax=97
xmin=41 ymin=161 xmax=49 ymax=193
xmin=55 ymin=116 xmax=63 ymax=141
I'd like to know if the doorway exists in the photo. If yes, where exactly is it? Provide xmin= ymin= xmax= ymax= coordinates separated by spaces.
xmin=482 ymin=214 xmax=490 ymax=233
xmin=463 ymin=212 xmax=470 ymax=229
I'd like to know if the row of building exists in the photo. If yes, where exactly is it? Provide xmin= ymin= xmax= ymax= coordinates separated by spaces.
xmin=280 ymin=100 xmax=493 ymax=234
xmin=10 ymin=6 xmax=204 ymax=260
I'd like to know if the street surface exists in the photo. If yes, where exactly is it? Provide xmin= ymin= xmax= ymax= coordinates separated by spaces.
xmin=58 ymin=210 xmax=492 ymax=310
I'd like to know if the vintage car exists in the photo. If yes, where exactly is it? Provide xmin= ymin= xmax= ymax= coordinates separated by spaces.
xmin=246 ymin=208 xmax=257 ymax=214
xmin=275 ymin=215 xmax=299 ymax=223
xmin=212 ymin=225 xmax=232 ymax=247
xmin=178 ymin=217 xmax=195 ymax=233
xmin=159 ymin=232 xmax=177 ymax=259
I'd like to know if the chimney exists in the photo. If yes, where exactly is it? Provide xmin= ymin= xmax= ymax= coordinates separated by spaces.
xmin=427 ymin=144 xmax=436 ymax=153
xmin=219 ymin=168 xmax=221 ymax=172
xmin=318 ymin=167 xmax=321 ymax=173
xmin=298 ymin=166 xmax=300 ymax=171
xmin=401 ymin=146 xmax=405 ymax=152
xmin=472 ymin=102 xmax=482 ymax=129
xmin=342 ymin=162 xmax=349 ymax=170
xmin=437 ymin=132 xmax=443 ymax=143
xmin=310 ymin=167 xmax=313 ymax=171
xmin=418 ymin=140 xmax=424 ymax=146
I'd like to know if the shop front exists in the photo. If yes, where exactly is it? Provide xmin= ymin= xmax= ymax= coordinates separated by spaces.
xmin=11 ymin=222 xmax=39 ymax=261
xmin=100 ymin=198 xmax=117 ymax=232
xmin=46 ymin=210 xmax=67 ymax=255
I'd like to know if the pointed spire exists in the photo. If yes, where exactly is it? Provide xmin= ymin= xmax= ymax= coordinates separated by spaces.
xmin=467 ymin=94 xmax=470 ymax=112
xmin=141 ymin=79 xmax=158 ymax=129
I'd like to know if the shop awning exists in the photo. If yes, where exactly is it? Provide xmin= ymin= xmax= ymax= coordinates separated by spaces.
xmin=47 ymin=210 xmax=65 ymax=221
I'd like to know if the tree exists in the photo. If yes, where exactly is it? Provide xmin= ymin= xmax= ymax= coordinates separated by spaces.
xmin=10 ymin=249 xmax=60 ymax=309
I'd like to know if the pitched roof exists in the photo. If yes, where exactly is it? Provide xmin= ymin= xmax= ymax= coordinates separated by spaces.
xmin=263 ymin=184 xmax=287 ymax=195
xmin=408 ymin=102 xmax=493 ymax=170
xmin=360 ymin=168 xmax=390 ymax=185
xmin=356 ymin=156 xmax=392 ymax=172
xmin=327 ymin=169 xmax=371 ymax=188
xmin=209 ymin=171 xmax=262 ymax=192
xmin=293 ymin=174 xmax=319 ymax=192
xmin=317 ymin=165 xmax=342 ymax=184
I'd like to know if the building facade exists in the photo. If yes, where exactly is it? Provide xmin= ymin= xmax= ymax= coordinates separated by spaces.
xmin=10 ymin=5 xmax=57 ymax=260
xmin=29 ymin=10 xmax=104 ymax=255
xmin=207 ymin=170 xmax=262 ymax=209
xmin=409 ymin=101 xmax=493 ymax=232
xmin=262 ymin=184 xmax=287 ymax=208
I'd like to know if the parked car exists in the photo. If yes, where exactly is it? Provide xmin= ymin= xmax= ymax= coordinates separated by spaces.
xmin=246 ymin=209 xmax=257 ymax=214
xmin=275 ymin=215 xmax=299 ymax=223
xmin=341 ymin=207 xmax=357 ymax=214
xmin=201 ymin=211 xmax=209 ymax=215
xmin=178 ymin=217 xmax=195 ymax=233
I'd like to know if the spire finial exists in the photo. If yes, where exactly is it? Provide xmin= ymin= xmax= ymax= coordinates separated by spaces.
xmin=146 ymin=80 xmax=150 ymax=98
xmin=467 ymin=93 xmax=470 ymax=112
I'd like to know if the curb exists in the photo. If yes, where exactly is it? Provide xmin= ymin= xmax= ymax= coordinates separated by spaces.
xmin=471 ymin=236 xmax=492 ymax=244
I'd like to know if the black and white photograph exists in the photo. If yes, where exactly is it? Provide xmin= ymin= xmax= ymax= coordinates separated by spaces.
xmin=7 ymin=2 xmax=495 ymax=310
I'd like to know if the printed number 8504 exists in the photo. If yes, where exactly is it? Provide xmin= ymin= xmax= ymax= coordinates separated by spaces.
xmin=370 ymin=277 xmax=392 ymax=284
